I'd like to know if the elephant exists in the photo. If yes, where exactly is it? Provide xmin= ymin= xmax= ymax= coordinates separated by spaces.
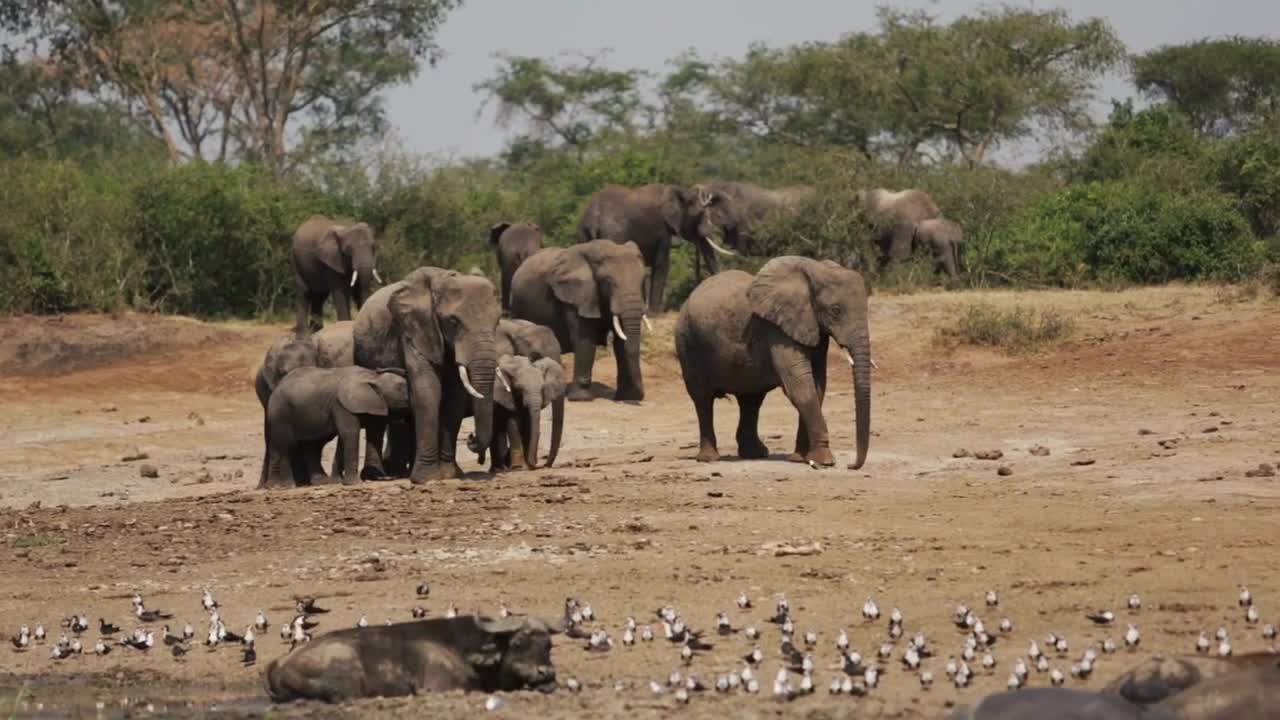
xmin=577 ymin=184 xmax=734 ymax=312
xmin=674 ymin=256 xmax=872 ymax=468
xmin=477 ymin=353 xmax=567 ymax=472
xmin=291 ymin=215 xmax=382 ymax=334
xmin=312 ymin=320 xmax=355 ymax=367
xmin=509 ymin=239 xmax=647 ymax=403
xmin=254 ymin=333 xmax=321 ymax=411
xmin=855 ymin=188 xmax=943 ymax=270
xmin=689 ymin=182 xmax=816 ymax=264
xmin=353 ymin=267 xmax=501 ymax=484
xmin=913 ymin=217 xmax=965 ymax=280
xmin=496 ymin=318 xmax=565 ymax=468
xmin=490 ymin=222 xmax=544 ymax=312
xmin=258 ymin=366 xmax=410 ymax=489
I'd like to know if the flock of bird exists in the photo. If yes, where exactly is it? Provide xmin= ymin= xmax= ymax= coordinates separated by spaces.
xmin=8 ymin=582 xmax=1277 ymax=708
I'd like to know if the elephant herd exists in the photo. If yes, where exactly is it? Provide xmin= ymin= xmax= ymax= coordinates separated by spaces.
xmin=253 ymin=182 xmax=950 ymax=487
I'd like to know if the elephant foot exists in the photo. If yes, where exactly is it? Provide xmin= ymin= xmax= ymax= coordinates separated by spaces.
xmin=736 ymin=438 xmax=769 ymax=460
xmin=258 ymin=478 xmax=296 ymax=490
xmin=360 ymin=465 xmax=387 ymax=481
xmin=408 ymin=463 xmax=450 ymax=485
xmin=695 ymin=445 xmax=720 ymax=463
xmin=567 ymin=384 xmax=595 ymax=402
xmin=613 ymin=386 xmax=644 ymax=403
xmin=806 ymin=446 xmax=836 ymax=466
xmin=310 ymin=472 xmax=334 ymax=486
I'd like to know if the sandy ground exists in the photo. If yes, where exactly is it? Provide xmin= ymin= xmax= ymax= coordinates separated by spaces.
xmin=0 ymin=286 xmax=1278 ymax=719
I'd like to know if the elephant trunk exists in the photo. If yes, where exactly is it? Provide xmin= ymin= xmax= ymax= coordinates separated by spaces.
xmin=847 ymin=332 xmax=872 ymax=470
xmin=524 ymin=403 xmax=542 ymax=469
xmin=351 ymin=249 xmax=377 ymax=306
xmin=613 ymin=297 xmax=645 ymax=399
xmin=458 ymin=332 xmax=498 ymax=453
xmin=546 ymin=396 xmax=564 ymax=467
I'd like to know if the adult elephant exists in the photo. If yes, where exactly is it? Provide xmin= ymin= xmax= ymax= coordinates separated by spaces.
xmin=690 ymin=182 xmax=816 ymax=261
xmin=577 ymin=184 xmax=734 ymax=313
xmin=855 ymin=188 xmax=942 ymax=270
xmin=254 ymin=333 xmax=321 ymax=411
xmin=675 ymin=257 xmax=872 ymax=468
xmin=352 ymin=267 xmax=501 ymax=484
xmin=509 ymin=240 xmax=646 ymax=403
xmin=490 ymin=222 xmax=544 ymax=312
xmin=496 ymin=318 xmax=565 ymax=467
xmin=913 ymin=218 xmax=965 ymax=280
xmin=292 ymin=215 xmax=382 ymax=334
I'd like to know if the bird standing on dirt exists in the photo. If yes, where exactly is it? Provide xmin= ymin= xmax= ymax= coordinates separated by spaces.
xmin=296 ymin=596 xmax=329 ymax=615
xmin=99 ymin=618 xmax=120 ymax=635
xmin=1086 ymin=610 xmax=1115 ymax=625
xmin=11 ymin=625 xmax=30 ymax=651
xmin=134 ymin=604 xmax=173 ymax=623
xmin=201 ymin=589 xmax=218 ymax=613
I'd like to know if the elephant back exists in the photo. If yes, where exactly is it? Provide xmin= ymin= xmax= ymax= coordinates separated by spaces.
xmin=314 ymin=321 xmax=355 ymax=367
xmin=352 ymin=282 xmax=404 ymax=371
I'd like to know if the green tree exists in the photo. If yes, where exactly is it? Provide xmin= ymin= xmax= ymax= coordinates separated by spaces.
xmin=1132 ymin=37 xmax=1280 ymax=137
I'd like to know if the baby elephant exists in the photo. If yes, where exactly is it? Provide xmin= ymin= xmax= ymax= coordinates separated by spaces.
xmin=259 ymin=366 xmax=409 ymax=489
xmin=491 ymin=353 xmax=567 ymax=472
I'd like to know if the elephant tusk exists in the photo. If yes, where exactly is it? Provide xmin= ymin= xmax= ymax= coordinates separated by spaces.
xmin=372 ymin=268 xmax=383 ymax=284
xmin=458 ymin=365 xmax=484 ymax=399
xmin=643 ymin=314 xmax=653 ymax=332
xmin=844 ymin=348 xmax=855 ymax=367
xmin=871 ymin=357 xmax=879 ymax=370
xmin=611 ymin=315 xmax=628 ymax=342
xmin=350 ymin=270 xmax=359 ymax=287
xmin=497 ymin=367 xmax=512 ymax=394
xmin=705 ymin=235 xmax=738 ymax=257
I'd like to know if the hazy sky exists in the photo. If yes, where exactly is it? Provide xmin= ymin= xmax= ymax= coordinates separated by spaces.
xmin=382 ymin=1 xmax=1275 ymax=163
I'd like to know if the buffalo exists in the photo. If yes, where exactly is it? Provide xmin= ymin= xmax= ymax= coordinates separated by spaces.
xmin=264 ymin=615 xmax=561 ymax=703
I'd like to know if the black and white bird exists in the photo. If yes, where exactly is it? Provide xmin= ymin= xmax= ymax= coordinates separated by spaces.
xmin=1007 ymin=672 xmax=1023 ymax=690
xmin=357 ymin=615 xmax=368 ymax=629
xmin=890 ymin=607 xmax=904 ymax=625
xmin=1127 ymin=593 xmax=1142 ymax=611
xmin=715 ymin=612 xmax=733 ymax=636
xmin=640 ymin=625 xmax=654 ymax=642
xmin=254 ymin=611 xmax=268 ymax=631
xmin=1013 ymin=658 xmax=1029 ymax=682
xmin=586 ymin=629 xmax=612 ymax=652
xmin=444 ymin=603 xmax=458 ymax=619
xmin=68 ymin=615 xmax=89 ymax=634
xmin=134 ymin=604 xmax=172 ymax=623
xmin=580 ymin=603 xmax=594 ymax=622
xmin=1036 ymin=655 xmax=1050 ymax=673
xmin=862 ymin=597 xmax=880 ymax=621
xmin=201 ymin=589 xmax=218 ymax=613
xmin=1028 ymin=640 xmax=1042 ymax=660
xmin=986 ymin=590 xmax=999 ymax=608
xmin=902 ymin=646 xmax=921 ymax=670
xmin=1218 ymin=637 xmax=1233 ymax=658
xmin=744 ymin=645 xmax=764 ymax=666
xmin=835 ymin=629 xmax=849 ymax=651
xmin=99 ymin=619 xmax=120 ymax=635
xmin=1086 ymin=610 xmax=1115 ymax=626
xmin=744 ymin=626 xmax=759 ymax=640
xmin=1102 ymin=638 xmax=1117 ymax=654
xmin=1216 ymin=626 xmax=1230 ymax=642
xmin=182 ymin=623 xmax=195 ymax=642
xmin=622 ymin=627 xmax=635 ymax=646
xmin=803 ymin=630 xmax=817 ymax=647
xmin=1263 ymin=624 xmax=1277 ymax=640
xmin=999 ymin=617 xmax=1013 ymax=633
xmin=1239 ymin=585 xmax=1253 ymax=608
xmin=1246 ymin=605 xmax=1260 ymax=624
xmin=241 ymin=643 xmax=256 ymax=666
xmin=920 ymin=670 xmax=934 ymax=689
xmin=1124 ymin=624 xmax=1140 ymax=649
xmin=736 ymin=592 xmax=751 ymax=610
xmin=11 ymin=626 xmax=30 ymax=651
xmin=412 ymin=606 xmax=428 ymax=619
xmin=296 ymin=596 xmax=329 ymax=615
xmin=33 ymin=625 xmax=45 ymax=642
xmin=1197 ymin=632 xmax=1211 ymax=653
xmin=415 ymin=583 xmax=431 ymax=598
xmin=161 ymin=626 xmax=182 ymax=646
xmin=93 ymin=639 xmax=110 ymax=656
xmin=1050 ymin=668 xmax=1065 ymax=686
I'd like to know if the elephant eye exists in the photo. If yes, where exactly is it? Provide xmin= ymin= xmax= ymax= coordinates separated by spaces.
xmin=829 ymin=305 xmax=844 ymax=320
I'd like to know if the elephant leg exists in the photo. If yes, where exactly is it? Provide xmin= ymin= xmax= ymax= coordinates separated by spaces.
xmin=361 ymin=421 xmax=387 ymax=480
xmin=611 ymin=332 xmax=637 ymax=403
xmin=735 ymin=393 xmax=770 ymax=460
xmin=566 ymin=313 xmax=597 ymax=402
xmin=385 ymin=421 xmax=414 ymax=477
xmin=335 ymin=412 xmax=363 ymax=485
xmin=488 ymin=415 xmax=511 ymax=473
xmin=889 ymin=223 xmax=914 ymax=264
xmin=436 ymin=390 xmax=466 ymax=480
xmin=289 ymin=448 xmax=311 ymax=487
xmin=294 ymin=287 xmax=310 ymax=336
xmin=308 ymin=294 xmax=326 ymax=334
xmin=771 ymin=339 xmax=834 ymax=466
xmin=500 ymin=267 xmax=513 ymax=312
xmin=692 ymin=391 xmax=719 ymax=463
xmin=649 ymin=241 xmax=670 ymax=313
xmin=331 ymin=283 xmax=352 ymax=322
xmin=305 ymin=442 xmax=328 ymax=485
xmin=329 ymin=437 xmax=345 ymax=482
xmin=791 ymin=340 xmax=829 ymax=463
xmin=408 ymin=371 xmax=445 ymax=484
xmin=506 ymin=414 xmax=527 ymax=470
xmin=261 ymin=445 xmax=295 ymax=489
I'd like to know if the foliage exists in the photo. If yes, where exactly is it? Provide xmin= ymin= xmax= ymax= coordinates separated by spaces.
xmin=933 ymin=303 xmax=1075 ymax=355
xmin=1071 ymin=102 xmax=1207 ymax=183
xmin=1209 ymin=118 xmax=1280 ymax=238
xmin=1132 ymin=37 xmax=1280 ymax=137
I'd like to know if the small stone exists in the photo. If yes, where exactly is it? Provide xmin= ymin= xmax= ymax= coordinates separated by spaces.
xmin=1029 ymin=446 xmax=1050 ymax=457
xmin=953 ymin=449 xmax=971 ymax=458
xmin=973 ymin=450 xmax=1003 ymax=461
xmin=997 ymin=466 xmax=1013 ymax=476
xmin=121 ymin=450 xmax=149 ymax=463
xmin=101 ymin=404 xmax=118 ymax=413
xmin=139 ymin=464 xmax=159 ymax=479
xmin=1070 ymin=459 xmax=1096 ymax=466
xmin=1137 ymin=429 xmax=1154 ymax=436
xmin=136 ymin=416 xmax=151 ymax=423
xmin=1203 ymin=426 xmax=1218 ymax=433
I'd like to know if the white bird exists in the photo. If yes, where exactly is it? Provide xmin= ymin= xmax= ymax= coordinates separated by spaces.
xmin=254 ymin=611 xmax=268 ymax=631
xmin=280 ymin=623 xmax=291 ymax=642
xmin=581 ymin=603 xmax=594 ymax=622
xmin=954 ymin=603 xmax=970 ymax=623
xmin=674 ymin=687 xmax=689 ymax=704
xmin=890 ymin=607 xmax=904 ymax=625
xmin=745 ymin=678 xmax=760 ymax=694
xmin=920 ymin=671 xmax=934 ymax=689
xmin=444 ymin=604 xmax=458 ymax=619
xmin=1246 ymin=606 xmax=1260 ymax=624
xmin=888 ymin=623 xmax=902 ymax=640
xmin=912 ymin=632 xmax=927 ymax=652
xmin=982 ymin=652 xmax=996 ymax=671
xmin=640 ymin=625 xmax=654 ymax=642
xmin=878 ymin=642 xmax=893 ymax=659
xmin=622 ymin=628 xmax=635 ymax=646
xmin=863 ymin=666 xmax=878 ymax=689
xmin=1263 ymin=624 xmax=1277 ymax=640
xmin=1128 ymin=593 xmax=1142 ymax=611
xmin=182 ymin=623 xmax=195 ymax=642
xmin=1086 ymin=610 xmax=1115 ymax=625
xmin=484 ymin=696 xmax=504 ymax=712
xmin=736 ymin=592 xmax=751 ymax=609
xmin=1037 ymin=656 xmax=1050 ymax=673
xmin=1008 ymin=672 xmax=1022 ymax=690
xmin=1124 ymin=624 xmax=1140 ymax=648
xmin=1218 ymin=639 xmax=1233 ymax=657
xmin=1014 ymin=658 xmax=1029 ymax=680
xmin=999 ymin=617 xmax=1013 ymax=633
xmin=862 ymin=597 xmax=880 ymax=621
xmin=828 ymin=677 xmax=843 ymax=695
xmin=201 ymin=589 xmax=217 ymax=612
xmin=33 ymin=625 xmax=45 ymax=642
xmin=945 ymin=657 xmax=959 ymax=678
xmin=242 ymin=627 xmax=255 ymax=646
xmin=1051 ymin=668 xmax=1065 ymax=686
xmin=357 ymin=616 xmax=368 ymax=628
xmin=1239 ymin=586 xmax=1252 ymax=608
xmin=1055 ymin=637 xmax=1069 ymax=655
xmin=803 ymin=629 xmax=817 ymax=647
xmin=1216 ymin=626 xmax=1230 ymax=642
xmin=1029 ymin=639 xmax=1043 ymax=659
xmin=93 ymin=639 xmax=109 ymax=655
xmin=974 ymin=619 xmax=987 ymax=637
xmin=680 ymin=643 xmax=693 ymax=664
xmin=1197 ymin=632 xmax=1211 ymax=653
xmin=744 ymin=626 xmax=759 ymax=640
xmin=902 ymin=646 xmax=921 ymax=669
xmin=836 ymin=629 xmax=849 ymax=651
xmin=986 ymin=590 xmax=999 ymax=607
xmin=1102 ymin=638 xmax=1117 ymax=654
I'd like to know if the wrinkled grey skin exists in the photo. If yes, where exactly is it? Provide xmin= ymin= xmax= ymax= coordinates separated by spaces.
xmin=510 ymin=240 xmax=647 ymax=403
xmin=914 ymin=217 xmax=965 ymax=280
xmin=490 ymin=222 xmax=545 ymax=312
xmin=468 ymin=318 xmax=567 ymax=469
xmin=951 ymin=654 xmax=1280 ymax=720
xmin=689 ymin=182 xmax=815 ymax=271
xmin=259 ymin=366 xmax=409 ymax=489
xmin=674 ymin=257 xmax=872 ymax=469
xmin=254 ymin=333 xmax=321 ymax=411
xmin=312 ymin=320 xmax=355 ymax=368
xmin=856 ymin=188 xmax=943 ymax=270
xmin=264 ymin=615 xmax=560 ymax=703
xmin=577 ymin=183 xmax=721 ymax=312
xmin=291 ymin=215 xmax=381 ymax=334
xmin=484 ymin=353 xmax=567 ymax=472
xmin=353 ymin=268 xmax=501 ymax=484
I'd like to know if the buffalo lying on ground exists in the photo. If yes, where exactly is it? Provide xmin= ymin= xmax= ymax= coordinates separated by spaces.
xmin=949 ymin=654 xmax=1280 ymax=720
xmin=264 ymin=615 xmax=561 ymax=703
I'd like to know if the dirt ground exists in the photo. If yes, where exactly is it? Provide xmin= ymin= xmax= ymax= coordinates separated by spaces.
xmin=1 ymin=286 xmax=1278 ymax=719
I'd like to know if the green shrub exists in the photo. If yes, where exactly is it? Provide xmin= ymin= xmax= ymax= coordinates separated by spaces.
xmin=934 ymin=304 xmax=1075 ymax=354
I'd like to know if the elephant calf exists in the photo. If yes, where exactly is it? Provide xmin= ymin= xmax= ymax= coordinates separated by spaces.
xmin=675 ymin=256 xmax=872 ymax=468
xmin=259 ymin=366 xmax=409 ymax=489
xmin=481 ymin=353 xmax=566 ymax=472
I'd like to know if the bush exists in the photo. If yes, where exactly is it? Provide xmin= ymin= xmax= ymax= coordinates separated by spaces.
xmin=987 ymin=177 xmax=1265 ymax=286
xmin=934 ymin=304 xmax=1075 ymax=354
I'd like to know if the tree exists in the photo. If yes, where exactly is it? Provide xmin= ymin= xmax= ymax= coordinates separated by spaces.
xmin=474 ymin=51 xmax=648 ymax=157
xmin=4 ymin=0 xmax=464 ymax=170
xmin=1132 ymin=37 xmax=1280 ymax=137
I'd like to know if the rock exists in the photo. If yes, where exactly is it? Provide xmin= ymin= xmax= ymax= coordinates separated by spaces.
xmin=136 ymin=416 xmax=151 ymax=423
xmin=101 ymin=403 xmax=118 ymax=413
xmin=1137 ymin=428 xmax=1154 ymax=435
xmin=953 ymin=449 xmax=971 ymax=458
xmin=195 ymin=471 xmax=214 ymax=484
xmin=121 ymin=449 xmax=149 ymax=462
xmin=1245 ymin=463 xmax=1276 ymax=478
xmin=138 ymin=464 xmax=159 ymax=478
xmin=1070 ymin=459 xmax=1096 ymax=466
xmin=973 ymin=450 xmax=1004 ymax=461
xmin=1203 ymin=426 xmax=1218 ymax=433
xmin=997 ymin=466 xmax=1013 ymax=476
xmin=764 ymin=541 xmax=823 ymax=557
xmin=1029 ymin=446 xmax=1050 ymax=456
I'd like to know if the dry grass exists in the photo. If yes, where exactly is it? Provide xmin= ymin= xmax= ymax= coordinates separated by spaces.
xmin=932 ymin=303 xmax=1076 ymax=355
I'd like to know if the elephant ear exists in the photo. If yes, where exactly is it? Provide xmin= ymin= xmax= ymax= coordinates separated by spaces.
xmin=375 ymin=371 xmax=410 ymax=411
xmin=317 ymin=226 xmax=347 ymax=274
xmin=659 ymin=186 xmax=691 ymax=235
xmin=494 ymin=354 xmax=522 ymax=411
xmin=338 ymin=375 xmax=389 ymax=417
xmin=550 ymin=250 xmax=600 ymax=319
xmin=489 ymin=222 xmax=511 ymax=245
xmin=389 ymin=270 xmax=445 ymax=366
xmin=535 ymin=357 xmax=567 ymax=407
xmin=747 ymin=257 xmax=820 ymax=347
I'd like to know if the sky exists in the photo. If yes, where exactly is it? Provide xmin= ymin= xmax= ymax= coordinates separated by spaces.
xmin=380 ymin=0 xmax=1278 ymax=165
